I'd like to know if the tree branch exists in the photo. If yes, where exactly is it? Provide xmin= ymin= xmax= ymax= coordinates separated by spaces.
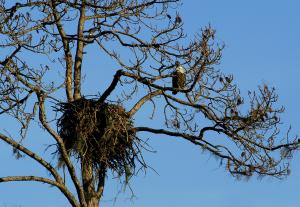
xmin=128 ymin=90 xmax=163 ymax=117
xmin=50 ymin=0 xmax=73 ymax=102
xmin=0 ymin=90 xmax=33 ymax=115
xmin=96 ymin=169 xmax=106 ymax=199
xmin=37 ymin=93 xmax=87 ymax=207
xmin=134 ymin=126 xmax=225 ymax=158
xmin=73 ymin=0 xmax=86 ymax=100
xmin=0 ymin=45 xmax=21 ymax=66
xmin=0 ymin=176 xmax=79 ymax=207
xmin=0 ymin=133 xmax=62 ymax=183
xmin=97 ymin=69 xmax=123 ymax=104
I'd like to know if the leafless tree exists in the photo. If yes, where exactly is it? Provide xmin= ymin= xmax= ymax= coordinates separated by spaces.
xmin=0 ymin=1 xmax=299 ymax=207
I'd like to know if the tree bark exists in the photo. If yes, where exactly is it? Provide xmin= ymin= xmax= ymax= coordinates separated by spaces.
xmin=50 ymin=0 xmax=74 ymax=102
xmin=81 ymin=159 xmax=100 ymax=207
xmin=73 ymin=0 xmax=86 ymax=100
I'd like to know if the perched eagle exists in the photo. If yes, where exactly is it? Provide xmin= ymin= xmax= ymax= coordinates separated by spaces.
xmin=172 ymin=61 xmax=186 ymax=95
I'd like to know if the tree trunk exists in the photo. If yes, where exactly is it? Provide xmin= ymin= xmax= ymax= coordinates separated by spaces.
xmin=73 ymin=0 xmax=86 ymax=100
xmin=86 ymin=197 xmax=99 ymax=207
xmin=81 ymin=159 xmax=100 ymax=207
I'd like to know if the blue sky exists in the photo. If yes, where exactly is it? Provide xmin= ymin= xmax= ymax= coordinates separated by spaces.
xmin=1 ymin=1 xmax=300 ymax=207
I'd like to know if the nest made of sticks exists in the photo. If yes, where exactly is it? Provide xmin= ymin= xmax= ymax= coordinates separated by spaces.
xmin=56 ymin=98 xmax=139 ymax=176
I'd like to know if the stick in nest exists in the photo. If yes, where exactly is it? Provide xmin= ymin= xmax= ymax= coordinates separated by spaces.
xmin=56 ymin=98 xmax=144 ymax=178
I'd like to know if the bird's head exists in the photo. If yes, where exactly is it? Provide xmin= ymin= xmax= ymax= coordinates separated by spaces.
xmin=175 ymin=61 xmax=185 ymax=73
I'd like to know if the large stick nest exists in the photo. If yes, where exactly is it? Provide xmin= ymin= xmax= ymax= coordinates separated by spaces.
xmin=56 ymin=98 xmax=141 ymax=176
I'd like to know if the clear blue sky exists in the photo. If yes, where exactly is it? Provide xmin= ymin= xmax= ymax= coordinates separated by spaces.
xmin=1 ymin=1 xmax=300 ymax=207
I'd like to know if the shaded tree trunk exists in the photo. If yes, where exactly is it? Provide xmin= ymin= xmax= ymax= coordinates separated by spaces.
xmin=81 ymin=159 xmax=100 ymax=207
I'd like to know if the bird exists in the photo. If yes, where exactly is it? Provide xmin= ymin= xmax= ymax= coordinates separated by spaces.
xmin=237 ymin=97 xmax=242 ymax=105
xmin=172 ymin=61 xmax=186 ymax=95
xmin=175 ymin=14 xmax=182 ymax=24
xmin=225 ymin=76 xmax=231 ymax=83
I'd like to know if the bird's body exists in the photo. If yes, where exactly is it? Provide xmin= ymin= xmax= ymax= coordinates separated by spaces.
xmin=175 ymin=14 xmax=182 ymax=24
xmin=172 ymin=62 xmax=186 ymax=95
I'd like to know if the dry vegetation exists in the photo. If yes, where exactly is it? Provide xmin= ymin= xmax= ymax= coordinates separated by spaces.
xmin=56 ymin=98 xmax=143 ymax=177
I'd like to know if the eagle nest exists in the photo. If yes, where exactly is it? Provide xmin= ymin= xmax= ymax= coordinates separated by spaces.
xmin=56 ymin=98 xmax=141 ymax=176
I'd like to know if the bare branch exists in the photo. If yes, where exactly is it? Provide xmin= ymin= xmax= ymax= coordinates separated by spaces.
xmin=128 ymin=90 xmax=163 ymax=117
xmin=0 ymin=133 xmax=61 ymax=181
xmin=37 ymin=94 xmax=87 ymax=207
xmin=49 ymin=0 xmax=73 ymax=102
xmin=73 ymin=0 xmax=86 ymax=100
xmin=0 ymin=0 xmax=298 ymax=205
xmin=0 ymin=176 xmax=79 ymax=207
xmin=97 ymin=69 xmax=123 ymax=104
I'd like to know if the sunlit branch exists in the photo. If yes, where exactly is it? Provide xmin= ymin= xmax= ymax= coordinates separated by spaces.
xmin=128 ymin=90 xmax=163 ymax=117
xmin=37 ymin=94 xmax=87 ymax=207
xmin=0 ymin=133 xmax=63 ymax=183
xmin=50 ymin=0 xmax=74 ymax=102
xmin=73 ymin=0 xmax=86 ymax=100
xmin=0 ymin=176 xmax=79 ymax=207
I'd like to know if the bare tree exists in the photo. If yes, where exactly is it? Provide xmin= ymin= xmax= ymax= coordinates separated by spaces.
xmin=0 ymin=1 xmax=299 ymax=207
